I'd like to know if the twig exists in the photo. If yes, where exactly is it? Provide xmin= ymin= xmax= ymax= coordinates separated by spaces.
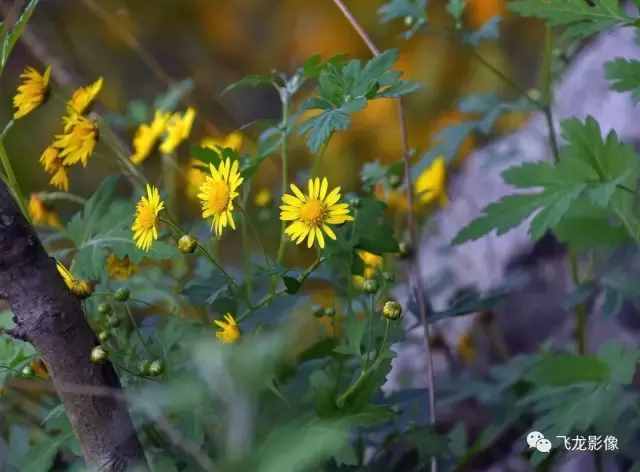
xmin=330 ymin=3 xmax=437 ymax=470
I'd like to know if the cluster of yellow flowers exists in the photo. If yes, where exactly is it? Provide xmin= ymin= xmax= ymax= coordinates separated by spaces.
xmin=39 ymin=76 xmax=103 ymax=191
xmin=28 ymin=194 xmax=61 ymax=228
xmin=13 ymin=66 xmax=51 ymax=119
xmin=129 ymin=107 xmax=196 ymax=164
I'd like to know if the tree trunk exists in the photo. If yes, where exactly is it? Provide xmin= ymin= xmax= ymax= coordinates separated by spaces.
xmin=0 ymin=180 xmax=147 ymax=471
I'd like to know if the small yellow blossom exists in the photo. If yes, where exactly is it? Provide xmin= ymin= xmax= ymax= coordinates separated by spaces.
xmin=106 ymin=254 xmax=137 ymax=280
xmin=159 ymin=107 xmax=196 ymax=154
xmin=280 ymin=177 xmax=353 ymax=249
xmin=56 ymin=261 xmax=94 ymax=299
xmin=13 ymin=65 xmax=51 ymax=119
xmin=214 ymin=313 xmax=240 ymax=344
xmin=254 ymin=188 xmax=273 ymax=207
xmin=132 ymin=184 xmax=165 ymax=252
xmin=198 ymin=157 xmax=243 ymax=237
xmin=67 ymin=77 xmax=103 ymax=114
xmin=358 ymin=250 xmax=383 ymax=279
xmin=415 ymin=157 xmax=448 ymax=207
xmin=185 ymin=161 xmax=206 ymax=200
xmin=201 ymin=131 xmax=243 ymax=151
xmin=39 ymin=146 xmax=70 ymax=191
xmin=28 ymin=194 xmax=61 ymax=228
xmin=130 ymin=110 xmax=171 ymax=164
xmin=53 ymin=114 xmax=98 ymax=167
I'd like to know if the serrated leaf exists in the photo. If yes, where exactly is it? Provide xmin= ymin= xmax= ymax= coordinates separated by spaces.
xmin=509 ymin=0 xmax=633 ymax=40
xmin=0 ymin=0 xmax=40 ymax=72
xmin=222 ymin=74 xmax=274 ymax=95
xmin=605 ymin=58 xmax=640 ymax=104
xmin=526 ymin=354 xmax=610 ymax=386
xmin=353 ymin=198 xmax=399 ymax=253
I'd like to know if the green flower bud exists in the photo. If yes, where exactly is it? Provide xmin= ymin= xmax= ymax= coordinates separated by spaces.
xmin=323 ymin=307 xmax=336 ymax=317
xmin=107 ymin=316 xmax=121 ymax=328
xmin=98 ymin=330 xmax=110 ymax=343
xmin=21 ymin=365 xmax=34 ymax=378
xmin=382 ymin=300 xmax=402 ymax=320
xmin=97 ymin=303 xmax=112 ymax=316
xmin=363 ymin=279 xmax=379 ymax=294
xmin=90 ymin=346 xmax=108 ymax=364
xmin=404 ymin=15 xmax=414 ymax=26
xmin=178 ymin=234 xmax=198 ymax=254
xmin=139 ymin=360 xmax=151 ymax=375
xmin=114 ymin=287 xmax=130 ymax=302
xmin=398 ymin=241 xmax=413 ymax=259
xmin=148 ymin=359 xmax=165 ymax=377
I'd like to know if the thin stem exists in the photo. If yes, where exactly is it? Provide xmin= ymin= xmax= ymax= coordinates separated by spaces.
xmin=37 ymin=191 xmax=86 ymax=205
xmin=276 ymin=90 xmax=290 ymax=265
xmin=331 ymin=4 xmax=437 ymax=467
xmin=238 ymin=257 xmax=323 ymax=322
xmin=160 ymin=216 xmax=238 ymax=289
xmin=124 ymin=302 xmax=153 ymax=358
xmin=0 ymin=139 xmax=29 ymax=220
xmin=569 ymin=251 xmax=587 ymax=355
xmin=541 ymin=25 xmax=560 ymax=163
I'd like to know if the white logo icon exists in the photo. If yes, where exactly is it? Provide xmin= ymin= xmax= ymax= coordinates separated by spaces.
xmin=527 ymin=431 xmax=552 ymax=453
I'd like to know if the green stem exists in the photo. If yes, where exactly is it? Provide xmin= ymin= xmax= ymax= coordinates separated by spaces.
xmin=162 ymin=153 xmax=178 ymax=216
xmin=96 ymin=117 xmax=147 ymax=190
xmin=569 ymin=251 xmax=587 ymax=355
xmin=160 ymin=216 xmax=238 ymax=289
xmin=276 ymin=90 xmax=290 ymax=265
xmin=238 ymin=257 xmax=324 ymax=322
xmin=124 ymin=302 xmax=153 ymax=358
xmin=37 ymin=191 xmax=86 ymax=205
xmin=0 ymin=138 xmax=29 ymax=221
xmin=541 ymin=25 xmax=560 ymax=163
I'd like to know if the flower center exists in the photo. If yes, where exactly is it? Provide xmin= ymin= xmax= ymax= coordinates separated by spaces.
xmin=299 ymin=199 xmax=325 ymax=226
xmin=207 ymin=181 xmax=230 ymax=214
xmin=138 ymin=207 xmax=157 ymax=230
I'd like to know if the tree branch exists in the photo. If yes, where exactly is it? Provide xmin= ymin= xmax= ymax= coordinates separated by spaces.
xmin=0 ymin=179 xmax=147 ymax=471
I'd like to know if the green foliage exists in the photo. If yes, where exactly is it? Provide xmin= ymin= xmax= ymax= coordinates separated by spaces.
xmin=299 ymin=49 xmax=420 ymax=152
xmin=378 ymin=0 xmax=428 ymax=38
xmin=605 ymin=57 xmax=640 ymax=104
xmin=454 ymin=116 xmax=640 ymax=245
xmin=509 ymin=0 xmax=635 ymax=40
xmin=0 ymin=0 xmax=40 ymax=74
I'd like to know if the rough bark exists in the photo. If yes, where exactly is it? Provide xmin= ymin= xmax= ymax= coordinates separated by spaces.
xmin=0 ymin=180 xmax=147 ymax=471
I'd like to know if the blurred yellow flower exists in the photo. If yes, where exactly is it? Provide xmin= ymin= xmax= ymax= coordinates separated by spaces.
xmin=13 ymin=65 xmax=51 ymax=119
xmin=185 ymin=161 xmax=206 ymax=200
xmin=160 ymin=107 xmax=196 ymax=154
xmin=280 ymin=177 xmax=353 ymax=249
xmin=415 ymin=157 xmax=448 ymax=207
xmin=358 ymin=250 xmax=383 ymax=279
xmin=198 ymin=157 xmax=243 ymax=237
xmin=56 ymin=261 xmax=94 ymax=299
xmin=457 ymin=332 xmax=476 ymax=364
xmin=130 ymin=110 xmax=170 ymax=164
xmin=39 ymin=146 xmax=70 ymax=191
xmin=132 ymin=184 xmax=165 ymax=252
xmin=28 ymin=194 xmax=61 ymax=228
xmin=254 ymin=188 xmax=273 ymax=207
xmin=106 ymin=254 xmax=137 ymax=280
xmin=54 ymin=114 xmax=98 ymax=167
xmin=68 ymin=77 xmax=103 ymax=114
xmin=214 ymin=313 xmax=240 ymax=343
xmin=466 ymin=0 xmax=505 ymax=29
xmin=201 ymin=131 xmax=243 ymax=151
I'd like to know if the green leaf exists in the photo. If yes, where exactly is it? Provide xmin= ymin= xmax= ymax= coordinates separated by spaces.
xmin=222 ymin=74 xmax=275 ymax=95
xmin=299 ymin=50 xmax=419 ymax=152
xmin=605 ymin=58 xmax=640 ymax=104
xmin=282 ymin=276 xmax=301 ymax=294
xmin=447 ymin=0 xmax=466 ymax=21
xmin=508 ymin=0 xmax=633 ymax=40
xmin=353 ymin=198 xmax=399 ymax=253
xmin=0 ymin=0 xmax=40 ymax=73
xmin=526 ymin=354 xmax=610 ymax=386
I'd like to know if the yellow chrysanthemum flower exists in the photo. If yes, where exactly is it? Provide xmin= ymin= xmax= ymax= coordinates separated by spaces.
xmin=132 ymin=184 xmax=165 ymax=252
xmin=198 ymin=157 xmax=243 ymax=237
xmin=280 ymin=177 xmax=353 ymax=249
xmin=201 ymin=131 xmax=243 ymax=151
xmin=358 ymin=250 xmax=383 ymax=279
xmin=67 ymin=77 xmax=103 ymax=114
xmin=106 ymin=254 xmax=137 ymax=280
xmin=39 ymin=146 xmax=70 ymax=191
xmin=415 ymin=157 xmax=448 ymax=207
xmin=56 ymin=261 xmax=94 ymax=299
xmin=53 ymin=114 xmax=98 ymax=167
xmin=214 ymin=313 xmax=240 ymax=344
xmin=254 ymin=188 xmax=273 ymax=207
xmin=28 ymin=194 xmax=61 ymax=228
xmin=13 ymin=65 xmax=51 ymax=119
xmin=159 ymin=107 xmax=196 ymax=155
xmin=130 ymin=110 xmax=171 ymax=164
